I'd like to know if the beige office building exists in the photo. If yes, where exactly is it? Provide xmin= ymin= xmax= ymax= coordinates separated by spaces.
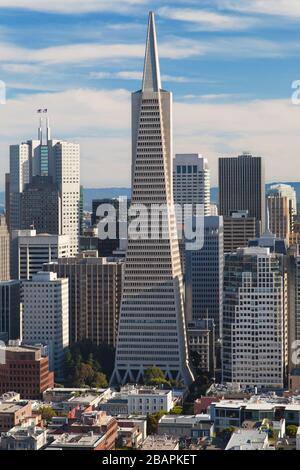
xmin=44 ymin=251 xmax=124 ymax=347
xmin=223 ymin=210 xmax=257 ymax=253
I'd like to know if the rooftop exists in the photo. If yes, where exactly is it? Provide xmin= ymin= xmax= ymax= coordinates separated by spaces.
xmin=49 ymin=432 xmax=103 ymax=448
xmin=225 ymin=429 xmax=268 ymax=451
xmin=141 ymin=435 xmax=178 ymax=450
xmin=159 ymin=414 xmax=211 ymax=425
xmin=0 ymin=401 xmax=30 ymax=414
xmin=121 ymin=385 xmax=172 ymax=396
xmin=3 ymin=425 xmax=46 ymax=439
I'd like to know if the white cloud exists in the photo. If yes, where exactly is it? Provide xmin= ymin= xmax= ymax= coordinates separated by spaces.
xmin=218 ymin=0 xmax=300 ymax=19
xmin=173 ymin=97 xmax=300 ymax=184
xmin=0 ymin=63 xmax=40 ymax=74
xmin=182 ymin=93 xmax=237 ymax=100
xmin=1 ymin=88 xmax=300 ymax=189
xmin=91 ymin=71 xmax=142 ymax=80
xmin=158 ymin=6 xmax=258 ymax=31
xmin=0 ymin=0 xmax=148 ymax=14
xmin=0 ymin=38 xmax=206 ymax=65
xmin=90 ymin=70 xmax=198 ymax=83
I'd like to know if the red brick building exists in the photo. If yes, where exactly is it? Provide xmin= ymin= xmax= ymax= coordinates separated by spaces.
xmin=0 ymin=401 xmax=32 ymax=432
xmin=194 ymin=396 xmax=223 ymax=414
xmin=0 ymin=345 xmax=54 ymax=399
xmin=67 ymin=411 xmax=117 ymax=450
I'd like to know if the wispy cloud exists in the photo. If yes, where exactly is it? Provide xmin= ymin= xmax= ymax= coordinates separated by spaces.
xmin=182 ymin=93 xmax=240 ymax=101
xmin=90 ymin=70 xmax=200 ymax=83
xmin=0 ymin=39 xmax=206 ymax=65
xmin=0 ymin=0 xmax=148 ymax=14
xmin=217 ymin=0 xmax=300 ymax=19
xmin=158 ymin=6 xmax=258 ymax=31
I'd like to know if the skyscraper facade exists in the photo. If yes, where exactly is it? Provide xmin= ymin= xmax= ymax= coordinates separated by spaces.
xmin=223 ymin=210 xmax=257 ymax=253
xmin=11 ymin=229 xmax=69 ymax=280
xmin=0 ymin=281 xmax=20 ymax=341
xmin=8 ymin=119 xmax=80 ymax=256
xmin=22 ymin=271 xmax=69 ymax=377
xmin=111 ymin=13 xmax=193 ymax=385
xmin=185 ymin=216 xmax=223 ymax=338
xmin=173 ymin=154 xmax=210 ymax=215
xmin=21 ymin=176 xmax=61 ymax=234
xmin=267 ymin=183 xmax=297 ymax=241
xmin=51 ymin=140 xmax=80 ymax=256
xmin=222 ymin=247 xmax=288 ymax=388
xmin=44 ymin=251 xmax=124 ymax=346
xmin=9 ymin=140 xmax=39 ymax=231
xmin=219 ymin=152 xmax=265 ymax=234
xmin=0 ymin=215 xmax=10 ymax=281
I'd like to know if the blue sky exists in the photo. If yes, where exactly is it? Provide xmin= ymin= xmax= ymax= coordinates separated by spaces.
xmin=1 ymin=0 xmax=300 ymax=188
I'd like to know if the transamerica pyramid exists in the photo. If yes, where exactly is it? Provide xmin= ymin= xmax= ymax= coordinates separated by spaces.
xmin=111 ymin=12 xmax=194 ymax=386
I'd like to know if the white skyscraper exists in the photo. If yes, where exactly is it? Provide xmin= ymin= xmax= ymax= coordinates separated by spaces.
xmin=51 ymin=141 xmax=80 ymax=256
xmin=9 ymin=140 xmax=39 ymax=231
xmin=173 ymin=154 xmax=210 ymax=215
xmin=223 ymin=246 xmax=288 ymax=388
xmin=22 ymin=271 xmax=69 ymax=377
xmin=11 ymin=229 xmax=69 ymax=280
xmin=9 ymin=118 xmax=80 ymax=256
xmin=111 ymin=12 xmax=194 ymax=386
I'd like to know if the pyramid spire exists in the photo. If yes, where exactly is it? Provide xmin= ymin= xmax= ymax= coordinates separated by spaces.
xmin=142 ymin=12 xmax=162 ymax=92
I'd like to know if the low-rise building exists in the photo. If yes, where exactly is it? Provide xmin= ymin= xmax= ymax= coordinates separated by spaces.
xmin=0 ymin=392 xmax=21 ymax=402
xmin=0 ymin=344 xmax=54 ymax=399
xmin=194 ymin=396 xmax=223 ymax=414
xmin=67 ymin=411 xmax=117 ymax=450
xmin=225 ymin=429 xmax=269 ymax=450
xmin=0 ymin=401 xmax=32 ymax=432
xmin=43 ymin=387 xmax=111 ymax=405
xmin=209 ymin=396 xmax=300 ymax=431
xmin=48 ymin=431 xmax=115 ymax=451
xmin=158 ymin=414 xmax=213 ymax=439
xmin=117 ymin=419 xmax=145 ymax=449
xmin=140 ymin=435 xmax=179 ymax=451
xmin=101 ymin=386 xmax=173 ymax=416
xmin=0 ymin=425 xmax=47 ymax=450
xmin=100 ymin=398 xmax=128 ymax=416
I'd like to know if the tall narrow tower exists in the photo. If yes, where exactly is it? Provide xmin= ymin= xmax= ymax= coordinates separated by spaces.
xmin=111 ymin=12 xmax=194 ymax=386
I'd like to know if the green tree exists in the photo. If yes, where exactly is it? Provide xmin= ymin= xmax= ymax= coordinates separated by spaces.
xmin=39 ymin=406 xmax=56 ymax=422
xmin=169 ymin=405 xmax=183 ymax=415
xmin=90 ymin=371 xmax=108 ymax=388
xmin=147 ymin=410 xmax=166 ymax=434
xmin=286 ymin=424 xmax=298 ymax=438
xmin=144 ymin=367 xmax=170 ymax=387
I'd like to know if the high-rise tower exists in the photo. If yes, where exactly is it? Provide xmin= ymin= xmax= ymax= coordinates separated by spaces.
xmin=9 ymin=116 xmax=80 ymax=256
xmin=111 ymin=12 xmax=194 ymax=386
xmin=219 ymin=152 xmax=265 ymax=235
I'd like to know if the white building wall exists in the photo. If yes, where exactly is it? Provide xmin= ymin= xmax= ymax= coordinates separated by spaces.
xmin=231 ymin=250 xmax=285 ymax=388
xmin=173 ymin=153 xmax=211 ymax=216
xmin=22 ymin=271 xmax=69 ymax=376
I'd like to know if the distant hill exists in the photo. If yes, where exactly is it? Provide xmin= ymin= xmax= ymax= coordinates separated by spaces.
xmin=1 ymin=182 xmax=300 ymax=212
xmin=210 ymin=182 xmax=300 ymax=205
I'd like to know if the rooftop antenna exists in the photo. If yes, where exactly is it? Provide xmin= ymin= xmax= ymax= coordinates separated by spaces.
xmin=37 ymin=108 xmax=48 ymax=144
xmin=46 ymin=115 xmax=51 ymax=141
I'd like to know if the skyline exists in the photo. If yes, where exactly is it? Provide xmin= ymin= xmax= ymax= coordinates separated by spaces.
xmin=1 ymin=1 xmax=300 ymax=189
